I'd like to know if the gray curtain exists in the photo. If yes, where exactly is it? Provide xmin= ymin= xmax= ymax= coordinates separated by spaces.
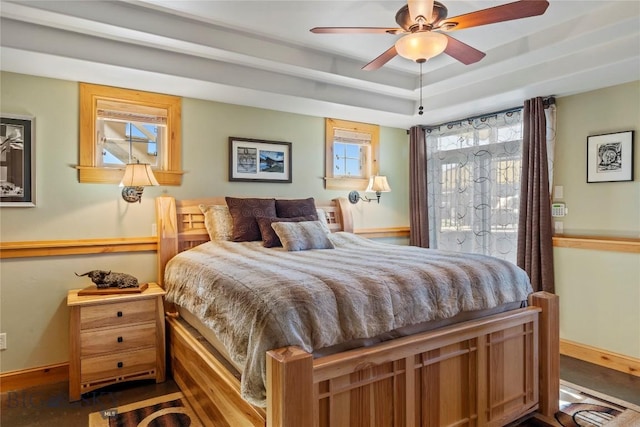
xmin=517 ymin=97 xmax=555 ymax=293
xmin=409 ymin=126 xmax=429 ymax=247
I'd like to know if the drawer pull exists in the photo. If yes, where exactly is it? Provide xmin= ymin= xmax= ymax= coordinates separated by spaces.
xmin=117 ymin=311 xmax=123 ymax=317
xmin=117 ymin=336 xmax=123 ymax=343
xmin=117 ymin=362 xmax=123 ymax=368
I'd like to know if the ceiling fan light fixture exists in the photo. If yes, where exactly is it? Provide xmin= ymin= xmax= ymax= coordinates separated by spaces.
xmin=395 ymin=31 xmax=448 ymax=62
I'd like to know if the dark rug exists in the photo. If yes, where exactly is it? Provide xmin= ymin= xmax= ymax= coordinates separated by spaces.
xmin=88 ymin=391 xmax=202 ymax=427
xmin=555 ymin=380 xmax=640 ymax=427
xmin=90 ymin=382 xmax=640 ymax=427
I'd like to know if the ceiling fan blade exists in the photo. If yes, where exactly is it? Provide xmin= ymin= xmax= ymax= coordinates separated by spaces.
xmin=440 ymin=0 xmax=549 ymax=31
xmin=443 ymin=34 xmax=486 ymax=65
xmin=311 ymin=27 xmax=402 ymax=34
xmin=408 ymin=0 xmax=435 ymax=23
xmin=362 ymin=45 xmax=398 ymax=71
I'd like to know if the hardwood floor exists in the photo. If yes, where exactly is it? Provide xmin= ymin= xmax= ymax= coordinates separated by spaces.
xmin=559 ymin=354 xmax=640 ymax=407
xmin=1 ymin=355 xmax=638 ymax=426
xmin=0 ymin=379 xmax=180 ymax=427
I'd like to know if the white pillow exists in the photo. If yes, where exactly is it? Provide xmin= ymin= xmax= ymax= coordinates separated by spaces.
xmin=316 ymin=208 xmax=331 ymax=233
xmin=199 ymin=204 xmax=233 ymax=241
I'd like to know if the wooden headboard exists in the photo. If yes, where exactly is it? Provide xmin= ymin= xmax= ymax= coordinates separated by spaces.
xmin=154 ymin=196 xmax=353 ymax=287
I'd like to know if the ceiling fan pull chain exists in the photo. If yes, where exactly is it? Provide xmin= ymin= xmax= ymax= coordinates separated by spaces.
xmin=418 ymin=61 xmax=424 ymax=115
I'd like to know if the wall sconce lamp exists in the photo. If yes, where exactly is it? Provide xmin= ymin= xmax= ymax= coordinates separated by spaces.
xmin=119 ymin=161 xmax=159 ymax=203
xmin=348 ymin=175 xmax=391 ymax=204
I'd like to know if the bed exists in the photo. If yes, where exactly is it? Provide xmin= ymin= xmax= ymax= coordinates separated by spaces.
xmin=155 ymin=195 xmax=559 ymax=427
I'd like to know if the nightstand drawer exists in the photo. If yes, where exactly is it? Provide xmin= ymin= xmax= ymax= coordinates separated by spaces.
xmin=81 ymin=323 xmax=156 ymax=357
xmin=81 ymin=347 xmax=157 ymax=383
xmin=80 ymin=299 xmax=155 ymax=330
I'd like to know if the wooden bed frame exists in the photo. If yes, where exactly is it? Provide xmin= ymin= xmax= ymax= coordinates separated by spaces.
xmin=155 ymin=196 xmax=559 ymax=427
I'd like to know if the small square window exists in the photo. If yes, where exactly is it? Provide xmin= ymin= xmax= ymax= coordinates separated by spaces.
xmin=325 ymin=118 xmax=379 ymax=190
xmin=78 ymin=83 xmax=183 ymax=185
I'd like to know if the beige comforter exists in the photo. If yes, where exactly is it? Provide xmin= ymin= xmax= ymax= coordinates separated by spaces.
xmin=164 ymin=232 xmax=533 ymax=407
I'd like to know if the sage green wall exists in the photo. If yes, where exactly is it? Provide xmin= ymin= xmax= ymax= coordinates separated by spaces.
xmin=2 ymin=71 xmax=637 ymax=375
xmin=553 ymin=81 xmax=640 ymax=358
xmin=0 ymin=72 xmax=409 ymax=373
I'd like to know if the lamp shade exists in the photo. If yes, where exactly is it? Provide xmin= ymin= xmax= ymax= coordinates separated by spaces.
xmin=365 ymin=175 xmax=391 ymax=193
xmin=119 ymin=163 xmax=159 ymax=187
xmin=395 ymin=31 xmax=448 ymax=62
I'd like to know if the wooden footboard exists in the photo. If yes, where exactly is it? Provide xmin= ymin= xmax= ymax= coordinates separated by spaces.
xmin=167 ymin=291 xmax=559 ymax=427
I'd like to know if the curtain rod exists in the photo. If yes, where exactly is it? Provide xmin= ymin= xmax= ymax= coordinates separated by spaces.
xmin=421 ymin=96 xmax=555 ymax=131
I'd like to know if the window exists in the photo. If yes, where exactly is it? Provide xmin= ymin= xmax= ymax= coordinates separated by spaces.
xmin=325 ymin=118 xmax=379 ymax=190
xmin=426 ymin=110 xmax=523 ymax=263
xmin=78 ymin=83 xmax=183 ymax=185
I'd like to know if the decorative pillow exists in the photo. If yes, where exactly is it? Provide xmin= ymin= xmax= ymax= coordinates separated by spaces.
xmin=256 ymin=215 xmax=316 ymax=248
xmin=275 ymin=198 xmax=318 ymax=219
xmin=225 ymin=197 xmax=277 ymax=242
xmin=199 ymin=204 xmax=233 ymax=241
xmin=316 ymin=208 xmax=331 ymax=233
xmin=271 ymin=221 xmax=335 ymax=251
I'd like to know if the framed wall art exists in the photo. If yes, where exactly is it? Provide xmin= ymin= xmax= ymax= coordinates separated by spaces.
xmin=1 ymin=113 xmax=35 ymax=207
xmin=229 ymin=137 xmax=292 ymax=183
xmin=587 ymin=130 xmax=634 ymax=183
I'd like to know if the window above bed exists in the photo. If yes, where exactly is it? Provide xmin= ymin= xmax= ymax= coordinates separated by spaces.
xmin=77 ymin=83 xmax=183 ymax=185
xmin=324 ymin=118 xmax=380 ymax=191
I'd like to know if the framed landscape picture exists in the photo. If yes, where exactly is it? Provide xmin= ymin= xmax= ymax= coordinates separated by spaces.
xmin=229 ymin=137 xmax=292 ymax=183
xmin=1 ymin=113 xmax=35 ymax=207
xmin=587 ymin=130 xmax=634 ymax=183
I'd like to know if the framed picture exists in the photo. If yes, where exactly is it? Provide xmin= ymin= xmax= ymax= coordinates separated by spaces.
xmin=229 ymin=137 xmax=292 ymax=183
xmin=1 ymin=113 xmax=35 ymax=207
xmin=587 ymin=131 xmax=634 ymax=183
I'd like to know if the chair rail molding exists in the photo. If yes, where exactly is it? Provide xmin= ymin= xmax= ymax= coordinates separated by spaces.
xmin=553 ymin=235 xmax=640 ymax=253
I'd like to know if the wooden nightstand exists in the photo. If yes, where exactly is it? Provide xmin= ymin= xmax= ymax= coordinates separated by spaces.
xmin=67 ymin=283 xmax=166 ymax=402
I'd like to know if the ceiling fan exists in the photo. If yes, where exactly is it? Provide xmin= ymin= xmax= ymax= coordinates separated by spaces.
xmin=310 ymin=0 xmax=550 ymax=70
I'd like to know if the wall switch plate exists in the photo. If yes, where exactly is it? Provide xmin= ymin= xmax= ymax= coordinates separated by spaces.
xmin=151 ymin=223 xmax=157 ymax=237
xmin=554 ymin=221 xmax=564 ymax=235
xmin=0 ymin=333 xmax=6 ymax=350
xmin=554 ymin=185 xmax=564 ymax=199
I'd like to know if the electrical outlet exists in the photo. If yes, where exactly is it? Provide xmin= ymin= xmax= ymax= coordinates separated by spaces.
xmin=0 ymin=333 xmax=6 ymax=350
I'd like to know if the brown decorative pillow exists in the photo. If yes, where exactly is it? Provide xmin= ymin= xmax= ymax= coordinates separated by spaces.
xmin=271 ymin=221 xmax=335 ymax=251
xmin=225 ymin=197 xmax=277 ymax=242
xmin=256 ymin=215 xmax=316 ymax=247
xmin=275 ymin=198 xmax=318 ymax=219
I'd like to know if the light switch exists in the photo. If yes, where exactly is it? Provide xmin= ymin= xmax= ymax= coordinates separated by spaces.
xmin=554 ymin=221 xmax=564 ymax=234
xmin=554 ymin=186 xmax=564 ymax=200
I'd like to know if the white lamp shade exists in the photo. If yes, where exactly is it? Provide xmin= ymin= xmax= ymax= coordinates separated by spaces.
xmin=395 ymin=31 xmax=448 ymax=62
xmin=365 ymin=175 xmax=391 ymax=193
xmin=120 ymin=163 xmax=159 ymax=187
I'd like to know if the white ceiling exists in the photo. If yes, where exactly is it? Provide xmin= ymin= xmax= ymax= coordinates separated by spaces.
xmin=1 ymin=0 xmax=639 ymax=129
